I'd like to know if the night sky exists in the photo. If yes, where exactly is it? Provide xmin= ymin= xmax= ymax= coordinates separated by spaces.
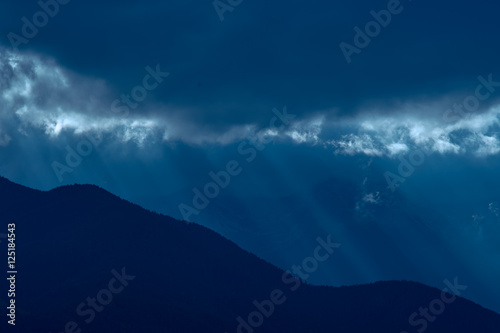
xmin=1 ymin=0 xmax=500 ymax=313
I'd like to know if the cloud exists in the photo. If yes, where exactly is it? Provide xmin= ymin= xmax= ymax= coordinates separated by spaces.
xmin=2 ymin=47 xmax=500 ymax=157
xmin=0 ymin=49 xmax=321 ymax=147
xmin=325 ymin=107 xmax=500 ymax=157
xmin=489 ymin=202 xmax=500 ymax=218
xmin=362 ymin=192 xmax=380 ymax=204
xmin=0 ymin=48 xmax=261 ymax=146
xmin=285 ymin=116 xmax=324 ymax=144
xmin=0 ymin=130 xmax=11 ymax=146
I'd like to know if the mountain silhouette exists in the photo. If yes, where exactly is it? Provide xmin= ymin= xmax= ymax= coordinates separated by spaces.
xmin=0 ymin=176 xmax=499 ymax=332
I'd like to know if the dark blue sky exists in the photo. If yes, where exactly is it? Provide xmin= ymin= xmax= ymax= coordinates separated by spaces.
xmin=1 ymin=0 xmax=500 ymax=313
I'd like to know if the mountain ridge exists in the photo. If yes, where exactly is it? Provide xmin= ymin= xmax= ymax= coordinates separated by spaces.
xmin=0 ymin=175 xmax=498 ymax=332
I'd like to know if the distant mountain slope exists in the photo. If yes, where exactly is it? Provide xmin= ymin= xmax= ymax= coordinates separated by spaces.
xmin=0 ymin=176 xmax=499 ymax=332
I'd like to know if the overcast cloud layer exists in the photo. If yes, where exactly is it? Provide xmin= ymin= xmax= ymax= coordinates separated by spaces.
xmin=2 ymin=46 xmax=500 ymax=158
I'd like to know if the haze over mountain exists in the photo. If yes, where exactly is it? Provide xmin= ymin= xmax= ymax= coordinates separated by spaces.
xmin=1 ymin=176 xmax=499 ymax=332
xmin=124 ymin=149 xmax=500 ymax=315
